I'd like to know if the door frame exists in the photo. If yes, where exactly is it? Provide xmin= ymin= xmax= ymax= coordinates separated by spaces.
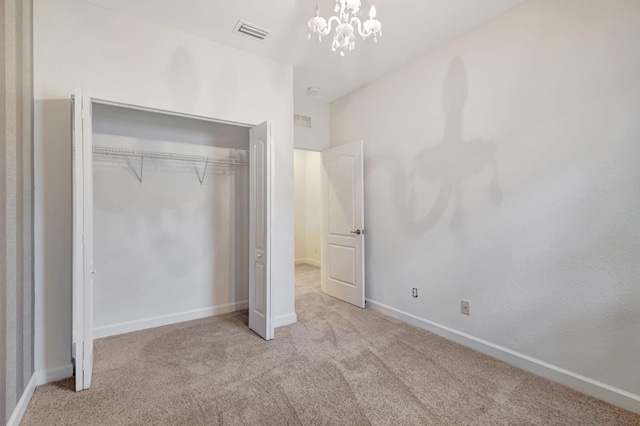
xmin=71 ymin=91 xmax=274 ymax=390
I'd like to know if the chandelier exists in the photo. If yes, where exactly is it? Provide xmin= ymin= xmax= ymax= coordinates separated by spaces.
xmin=307 ymin=0 xmax=382 ymax=56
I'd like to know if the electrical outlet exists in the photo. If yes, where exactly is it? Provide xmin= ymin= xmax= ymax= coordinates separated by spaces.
xmin=461 ymin=300 xmax=470 ymax=315
xmin=412 ymin=288 xmax=418 ymax=298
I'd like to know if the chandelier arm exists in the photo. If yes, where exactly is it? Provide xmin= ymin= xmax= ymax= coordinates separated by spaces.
xmin=350 ymin=17 xmax=370 ymax=38
xmin=323 ymin=15 xmax=341 ymax=36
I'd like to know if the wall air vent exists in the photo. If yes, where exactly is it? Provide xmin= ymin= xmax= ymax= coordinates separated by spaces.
xmin=233 ymin=20 xmax=271 ymax=41
xmin=294 ymin=114 xmax=312 ymax=129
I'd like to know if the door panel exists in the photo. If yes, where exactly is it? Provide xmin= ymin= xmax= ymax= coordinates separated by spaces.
xmin=72 ymin=89 xmax=94 ymax=391
xmin=81 ymin=92 xmax=94 ymax=389
xmin=72 ymin=91 xmax=84 ymax=392
xmin=321 ymin=141 xmax=365 ymax=308
xmin=249 ymin=122 xmax=273 ymax=340
xmin=255 ymin=262 xmax=265 ymax=316
xmin=328 ymin=245 xmax=355 ymax=286
xmin=328 ymin=156 xmax=355 ymax=235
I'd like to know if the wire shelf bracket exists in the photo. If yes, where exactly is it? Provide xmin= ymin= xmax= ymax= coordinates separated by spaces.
xmin=129 ymin=155 xmax=143 ymax=184
xmin=195 ymin=160 xmax=209 ymax=185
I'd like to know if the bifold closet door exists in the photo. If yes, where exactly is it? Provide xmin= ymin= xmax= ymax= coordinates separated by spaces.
xmin=249 ymin=121 xmax=274 ymax=340
xmin=72 ymin=89 xmax=95 ymax=391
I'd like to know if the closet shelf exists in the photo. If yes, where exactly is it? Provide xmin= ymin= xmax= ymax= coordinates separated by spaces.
xmin=92 ymin=146 xmax=248 ymax=166
xmin=93 ymin=145 xmax=246 ymax=185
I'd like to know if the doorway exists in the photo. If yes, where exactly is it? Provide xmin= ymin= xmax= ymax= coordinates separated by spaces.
xmin=294 ymin=141 xmax=365 ymax=308
xmin=294 ymin=149 xmax=322 ymax=269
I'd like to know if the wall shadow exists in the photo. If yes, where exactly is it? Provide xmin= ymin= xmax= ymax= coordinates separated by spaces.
xmin=35 ymin=98 xmax=74 ymax=371
xmin=367 ymin=56 xmax=502 ymax=237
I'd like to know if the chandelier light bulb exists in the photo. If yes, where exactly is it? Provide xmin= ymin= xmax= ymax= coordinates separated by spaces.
xmin=369 ymin=5 xmax=376 ymax=19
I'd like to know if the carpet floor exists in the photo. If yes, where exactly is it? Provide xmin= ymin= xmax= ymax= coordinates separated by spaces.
xmin=22 ymin=265 xmax=639 ymax=425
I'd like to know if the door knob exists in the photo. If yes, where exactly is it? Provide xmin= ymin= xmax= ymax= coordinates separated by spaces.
xmin=350 ymin=229 xmax=362 ymax=235
xmin=257 ymin=254 xmax=262 ymax=259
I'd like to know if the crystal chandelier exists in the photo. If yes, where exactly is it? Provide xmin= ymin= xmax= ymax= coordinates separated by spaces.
xmin=307 ymin=0 xmax=382 ymax=56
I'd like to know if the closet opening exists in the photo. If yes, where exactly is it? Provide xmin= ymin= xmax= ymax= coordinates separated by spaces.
xmin=72 ymin=92 xmax=274 ymax=391
xmin=91 ymin=102 xmax=250 ymax=340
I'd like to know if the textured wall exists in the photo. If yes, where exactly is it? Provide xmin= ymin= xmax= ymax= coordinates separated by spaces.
xmin=1 ymin=0 xmax=34 ymax=422
xmin=331 ymin=0 xmax=640 ymax=398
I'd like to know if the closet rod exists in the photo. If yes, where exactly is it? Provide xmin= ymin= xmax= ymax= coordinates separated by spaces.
xmin=92 ymin=146 xmax=248 ymax=166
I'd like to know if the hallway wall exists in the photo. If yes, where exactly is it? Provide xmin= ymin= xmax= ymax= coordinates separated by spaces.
xmin=294 ymin=150 xmax=321 ymax=266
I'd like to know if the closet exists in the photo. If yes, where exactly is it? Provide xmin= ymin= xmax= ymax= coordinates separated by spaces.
xmin=71 ymin=91 xmax=273 ymax=392
xmin=92 ymin=102 xmax=249 ymax=338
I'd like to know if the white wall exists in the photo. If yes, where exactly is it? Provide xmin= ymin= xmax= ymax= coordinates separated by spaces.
xmin=331 ymin=0 xmax=640 ymax=411
xmin=294 ymin=150 xmax=322 ymax=266
xmin=304 ymin=151 xmax=322 ymax=264
xmin=294 ymin=93 xmax=330 ymax=151
xmin=294 ymin=150 xmax=307 ymax=261
xmin=33 ymin=0 xmax=295 ymax=377
xmin=92 ymin=104 xmax=250 ymax=337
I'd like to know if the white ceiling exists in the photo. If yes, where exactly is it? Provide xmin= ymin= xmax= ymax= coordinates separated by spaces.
xmin=81 ymin=0 xmax=526 ymax=103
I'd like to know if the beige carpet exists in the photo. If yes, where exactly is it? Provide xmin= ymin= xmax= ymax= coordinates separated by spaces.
xmin=23 ymin=265 xmax=639 ymax=425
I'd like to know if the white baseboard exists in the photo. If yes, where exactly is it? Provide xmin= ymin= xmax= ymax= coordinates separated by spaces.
xmin=94 ymin=301 xmax=248 ymax=339
xmin=35 ymin=364 xmax=74 ymax=386
xmin=295 ymin=258 xmax=321 ymax=268
xmin=7 ymin=373 xmax=37 ymax=426
xmin=274 ymin=312 xmax=298 ymax=328
xmin=366 ymin=299 xmax=640 ymax=415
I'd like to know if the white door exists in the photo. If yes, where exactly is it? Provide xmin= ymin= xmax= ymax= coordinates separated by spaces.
xmin=249 ymin=121 xmax=274 ymax=340
xmin=321 ymin=140 xmax=365 ymax=308
xmin=72 ymin=89 xmax=95 ymax=391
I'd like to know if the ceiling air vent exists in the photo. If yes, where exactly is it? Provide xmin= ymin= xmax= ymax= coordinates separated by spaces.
xmin=294 ymin=114 xmax=312 ymax=129
xmin=233 ymin=20 xmax=271 ymax=41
